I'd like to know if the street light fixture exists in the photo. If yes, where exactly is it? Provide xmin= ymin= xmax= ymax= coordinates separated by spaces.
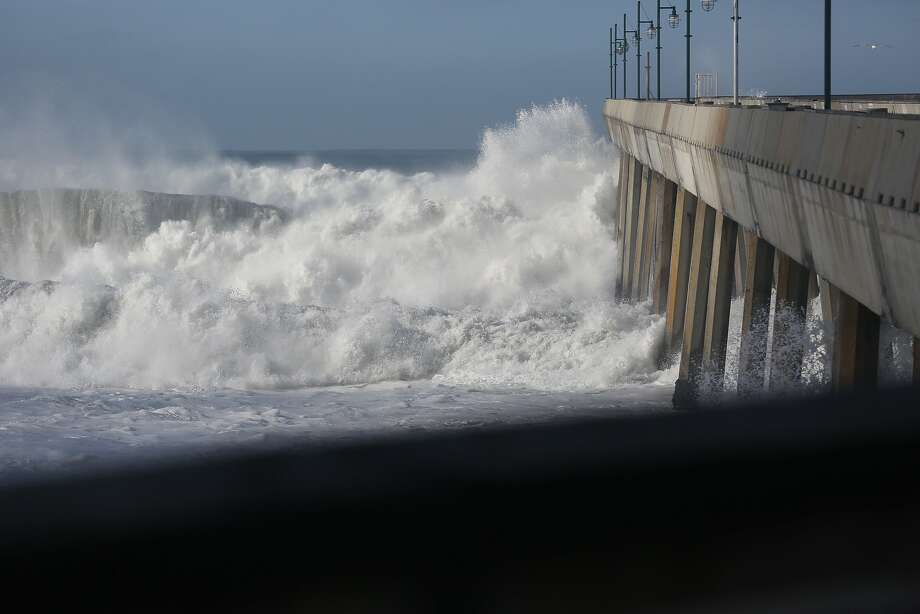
xmin=668 ymin=9 xmax=680 ymax=29
xmin=701 ymin=0 xmax=717 ymax=12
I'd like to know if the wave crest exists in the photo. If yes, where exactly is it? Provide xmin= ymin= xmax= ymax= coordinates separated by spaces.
xmin=0 ymin=100 xmax=669 ymax=391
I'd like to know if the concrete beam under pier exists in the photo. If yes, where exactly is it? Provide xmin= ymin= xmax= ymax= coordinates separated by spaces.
xmin=614 ymin=155 xmax=630 ymax=296
xmin=915 ymin=338 xmax=920 ymax=385
xmin=620 ymin=158 xmax=643 ymax=301
xmin=832 ymin=287 xmax=881 ymax=391
xmin=770 ymin=253 xmax=812 ymax=390
xmin=652 ymin=179 xmax=678 ymax=315
xmin=638 ymin=172 xmax=659 ymax=302
xmin=702 ymin=212 xmax=739 ymax=392
xmin=631 ymin=166 xmax=652 ymax=301
xmin=663 ymin=190 xmax=698 ymax=361
xmin=738 ymin=232 xmax=776 ymax=396
xmin=733 ymin=232 xmax=747 ymax=299
xmin=674 ymin=202 xmax=717 ymax=407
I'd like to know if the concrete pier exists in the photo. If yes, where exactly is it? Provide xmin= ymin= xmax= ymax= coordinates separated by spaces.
xmin=606 ymin=96 xmax=920 ymax=404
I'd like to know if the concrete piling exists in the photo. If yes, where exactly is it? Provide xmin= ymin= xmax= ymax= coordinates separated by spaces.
xmin=621 ymin=158 xmax=643 ymax=300
xmin=674 ymin=201 xmax=717 ymax=407
xmin=915 ymin=337 xmax=920 ymax=385
xmin=807 ymin=272 xmax=820 ymax=303
xmin=638 ymin=172 xmax=660 ymax=301
xmin=770 ymin=253 xmax=812 ymax=390
xmin=663 ymin=189 xmax=698 ymax=361
xmin=733 ymin=232 xmax=747 ymax=299
xmin=832 ymin=288 xmax=880 ymax=391
xmin=702 ymin=212 xmax=739 ymax=392
xmin=652 ymin=179 xmax=678 ymax=315
xmin=738 ymin=232 xmax=776 ymax=396
xmin=631 ymin=166 xmax=652 ymax=301
xmin=614 ymin=155 xmax=631 ymax=296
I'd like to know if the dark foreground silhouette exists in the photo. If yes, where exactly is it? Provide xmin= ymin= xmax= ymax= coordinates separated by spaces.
xmin=3 ymin=387 xmax=920 ymax=612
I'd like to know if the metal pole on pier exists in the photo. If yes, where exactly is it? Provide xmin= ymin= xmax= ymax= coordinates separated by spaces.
xmin=614 ymin=25 xmax=619 ymax=99
xmin=685 ymin=0 xmax=692 ymax=103
xmin=646 ymin=51 xmax=652 ymax=100
xmin=732 ymin=0 xmax=740 ymax=105
xmin=610 ymin=27 xmax=614 ymax=99
xmin=824 ymin=0 xmax=832 ymax=111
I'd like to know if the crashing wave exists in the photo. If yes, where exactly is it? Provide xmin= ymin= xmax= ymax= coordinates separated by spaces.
xmin=0 ymin=100 xmax=673 ymax=391
xmin=0 ymin=189 xmax=287 ymax=280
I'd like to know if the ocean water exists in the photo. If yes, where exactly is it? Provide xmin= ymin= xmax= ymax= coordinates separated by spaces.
xmin=0 ymin=100 xmax=677 ymax=479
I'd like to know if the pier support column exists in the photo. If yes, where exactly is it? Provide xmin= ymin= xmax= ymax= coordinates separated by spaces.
xmin=914 ymin=338 xmax=920 ymax=385
xmin=770 ymin=253 xmax=812 ymax=390
xmin=737 ymin=232 xmax=775 ymax=396
xmin=631 ymin=166 xmax=652 ymax=301
xmin=620 ymin=158 xmax=643 ymax=301
xmin=702 ymin=212 xmax=739 ymax=393
xmin=652 ymin=179 xmax=678 ymax=315
xmin=638 ymin=172 xmax=660 ymax=301
xmin=663 ymin=189 xmax=698 ymax=362
xmin=733 ymin=232 xmax=747 ymax=299
xmin=807 ymin=272 xmax=820 ymax=302
xmin=614 ymin=155 xmax=631 ymax=296
xmin=831 ymin=288 xmax=880 ymax=391
xmin=818 ymin=277 xmax=836 ymax=379
xmin=818 ymin=277 xmax=835 ymax=323
xmin=674 ymin=201 xmax=717 ymax=408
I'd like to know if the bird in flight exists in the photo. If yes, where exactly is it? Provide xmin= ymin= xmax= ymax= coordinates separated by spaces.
xmin=852 ymin=42 xmax=894 ymax=50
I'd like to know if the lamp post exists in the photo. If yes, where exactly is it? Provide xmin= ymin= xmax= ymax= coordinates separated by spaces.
xmin=636 ymin=2 xmax=655 ymax=100
xmin=625 ymin=20 xmax=638 ymax=99
xmin=623 ymin=13 xmax=631 ymax=99
xmin=685 ymin=0 xmax=692 ymax=103
xmin=700 ymin=0 xmax=740 ymax=104
xmin=615 ymin=27 xmax=630 ymax=99
xmin=610 ymin=27 xmax=615 ymax=99
xmin=825 ymin=0 xmax=832 ymax=111
xmin=610 ymin=25 xmax=627 ymax=99
xmin=654 ymin=2 xmax=681 ymax=100
xmin=732 ymin=0 xmax=740 ymax=105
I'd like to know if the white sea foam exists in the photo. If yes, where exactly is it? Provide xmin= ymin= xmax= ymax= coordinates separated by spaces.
xmin=0 ymin=100 xmax=670 ymax=392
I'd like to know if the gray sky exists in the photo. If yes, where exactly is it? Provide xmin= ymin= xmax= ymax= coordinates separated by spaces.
xmin=2 ymin=0 xmax=919 ymax=150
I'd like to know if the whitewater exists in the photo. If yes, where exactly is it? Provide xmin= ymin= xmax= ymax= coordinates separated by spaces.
xmin=0 ymin=101 xmax=677 ymax=477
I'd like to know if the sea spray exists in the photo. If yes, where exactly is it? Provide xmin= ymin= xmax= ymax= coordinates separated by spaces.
xmin=0 ymin=100 xmax=670 ymax=390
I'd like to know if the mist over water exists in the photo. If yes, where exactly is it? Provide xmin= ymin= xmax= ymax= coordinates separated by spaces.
xmin=0 ymin=101 xmax=670 ymax=392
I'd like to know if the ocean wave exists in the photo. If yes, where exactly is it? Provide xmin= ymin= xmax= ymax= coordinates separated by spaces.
xmin=0 ymin=100 xmax=670 ymax=391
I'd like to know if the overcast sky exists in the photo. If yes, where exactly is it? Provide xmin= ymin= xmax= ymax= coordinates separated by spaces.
xmin=3 ymin=0 xmax=919 ymax=150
